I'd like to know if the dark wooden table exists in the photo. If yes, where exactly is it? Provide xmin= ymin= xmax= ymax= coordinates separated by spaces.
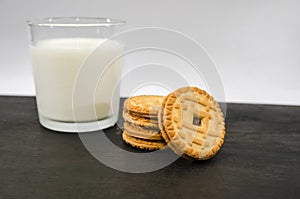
xmin=0 ymin=96 xmax=299 ymax=199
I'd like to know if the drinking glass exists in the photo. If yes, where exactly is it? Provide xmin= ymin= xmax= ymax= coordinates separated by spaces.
xmin=28 ymin=17 xmax=125 ymax=132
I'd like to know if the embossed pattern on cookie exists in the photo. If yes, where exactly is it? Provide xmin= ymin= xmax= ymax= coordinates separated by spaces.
xmin=158 ymin=87 xmax=225 ymax=160
xmin=124 ymin=95 xmax=165 ymax=117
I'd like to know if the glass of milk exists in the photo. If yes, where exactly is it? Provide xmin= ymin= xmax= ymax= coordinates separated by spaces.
xmin=27 ymin=17 xmax=125 ymax=132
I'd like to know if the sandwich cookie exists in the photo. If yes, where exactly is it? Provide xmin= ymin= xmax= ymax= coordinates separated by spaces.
xmin=158 ymin=87 xmax=226 ymax=160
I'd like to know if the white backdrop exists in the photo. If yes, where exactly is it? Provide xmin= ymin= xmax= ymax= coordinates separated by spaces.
xmin=0 ymin=0 xmax=299 ymax=105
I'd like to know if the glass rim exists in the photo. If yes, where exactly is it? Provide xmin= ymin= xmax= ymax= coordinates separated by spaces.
xmin=27 ymin=17 xmax=126 ymax=27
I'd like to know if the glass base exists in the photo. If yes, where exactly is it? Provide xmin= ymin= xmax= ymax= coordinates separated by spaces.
xmin=39 ymin=114 xmax=116 ymax=133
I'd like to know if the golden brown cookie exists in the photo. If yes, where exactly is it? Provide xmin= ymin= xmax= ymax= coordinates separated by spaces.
xmin=127 ymin=111 xmax=158 ymax=119
xmin=123 ymin=110 xmax=159 ymax=128
xmin=123 ymin=95 xmax=165 ymax=117
xmin=158 ymin=87 xmax=225 ymax=160
xmin=122 ymin=131 xmax=166 ymax=150
xmin=124 ymin=121 xmax=163 ymax=140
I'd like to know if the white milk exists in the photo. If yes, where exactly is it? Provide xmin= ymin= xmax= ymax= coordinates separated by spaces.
xmin=30 ymin=38 xmax=123 ymax=122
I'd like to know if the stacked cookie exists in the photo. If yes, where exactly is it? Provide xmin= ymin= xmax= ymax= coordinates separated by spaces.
xmin=122 ymin=96 xmax=166 ymax=150
xmin=122 ymin=87 xmax=226 ymax=160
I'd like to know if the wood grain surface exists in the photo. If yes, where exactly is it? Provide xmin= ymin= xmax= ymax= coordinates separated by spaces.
xmin=0 ymin=96 xmax=299 ymax=199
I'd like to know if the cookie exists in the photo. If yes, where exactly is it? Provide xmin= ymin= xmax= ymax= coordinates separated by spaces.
xmin=122 ymin=131 xmax=166 ymax=150
xmin=123 ymin=110 xmax=159 ymax=128
xmin=124 ymin=121 xmax=163 ymax=140
xmin=123 ymin=95 xmax=165 ymax=117
xmin=127 ymin=111 xmax=158 ymax=119
xmin=158 ymin=87 xmax=225 ymax=160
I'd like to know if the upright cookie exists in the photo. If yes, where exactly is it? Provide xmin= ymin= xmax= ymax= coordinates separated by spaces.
xmin=158 ymin=87 xmax=225 ymax=160
xmin=122 ymin=131 xmax=166 ymax=151
xmin=124 ymin=95 xmax=165 ymax=117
